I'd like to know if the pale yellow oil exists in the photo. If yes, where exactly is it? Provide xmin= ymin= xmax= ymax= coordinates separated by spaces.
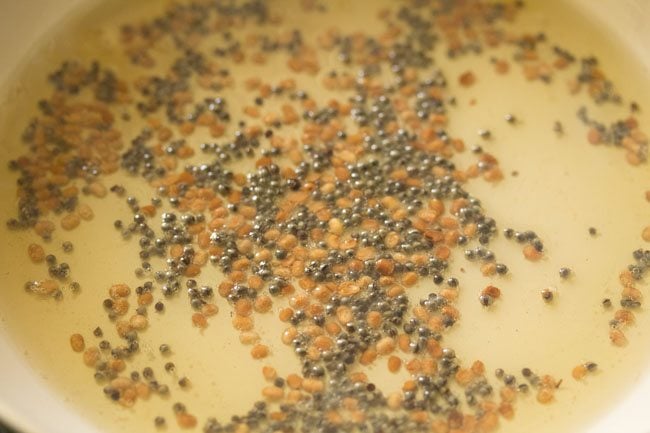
xmin=0 ymin=1 xmax=649 ymax=433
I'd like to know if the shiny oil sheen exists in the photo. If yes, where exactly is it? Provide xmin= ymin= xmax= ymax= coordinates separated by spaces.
xmin=0 ymin=1 xmax=649 ymax=433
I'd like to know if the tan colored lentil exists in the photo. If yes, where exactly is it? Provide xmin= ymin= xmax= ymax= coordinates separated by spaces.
xmin=27 ymin=243 xmax=46 ymax=263
xmin=610 ymin=329 xmax=628 ymax=347
xmin=536 ymin=388 xmax=554 ymax=404
xmin=387 ymin=355 xmax=402 ymax=373
xmin=571 ymin=364 xmax=587 ymax=380
xmin=60 ymin=213 xmax=81 ymax=230
xmin=192 ymin=313 xmax=208 ymax=328
xmin=262 ymin=366 xmax=277 ymax=381
xmin=523 ymin=245 xmax=542 ymax=261
xmin=69 ymin=333 xmax=85 ymax=352
xmin=176 ymin=413 xmax=198 ymax=429
xmin=82 ymin=347 xmax=100 ymax=367
xmin=376 ymin=336 xmax=396 ymax=355
xmin=262 ymin=386 xmax=284 ymax=401
xmin=642 ymin=225 xmax=650 ymax=242
xmin=251 ymin=344 xmax=270 ymax=359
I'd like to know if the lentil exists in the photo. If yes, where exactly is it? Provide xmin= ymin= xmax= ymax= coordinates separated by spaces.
xmin=459 ymin=71 xmax=476 ymax=87
xmin=536 ymin=388 xmax=554 ymax=404
xmin=642 ymin=226 xmax=650 ymax=242
xmin=523 ymin=245 xmax=542 ymax=261
xmin=387 ymin=356 xmax=402 ymax=373
xmin=176 ymin=412 xmax=197 ymax=429
xmin=70 ymin=333 xmax=85 ymax=352
xmin=262 ymin=386 xmax=284 ymax=401
xmin=610 ymin=329 xmax=628 ymax=347
xmin=83 ymin=347 xmax=100 ymax=367
xmin=239 ymin=331 xmax=261 ymax=345
xmin=376 ymin=337 xmax=396 ymax=355
xmin=192 ymin=313 xmax=208 ymax=328
xmin=60 ymin=213 xmax=81 ymax=231
xmin=27 ymin=243 xmax=45 ymax=263
xmin=251 ymin=344 xmax=269 ymax=359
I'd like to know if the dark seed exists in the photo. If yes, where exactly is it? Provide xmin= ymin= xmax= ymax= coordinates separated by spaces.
xmin=602 ymin=298 xmax=612 ymax=308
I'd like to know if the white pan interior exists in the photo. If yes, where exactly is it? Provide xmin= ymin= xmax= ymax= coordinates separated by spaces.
xmin=0 ymin=1 xmax=649 ymax=433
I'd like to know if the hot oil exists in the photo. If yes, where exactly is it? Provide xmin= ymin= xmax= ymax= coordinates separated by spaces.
xmin=0 ymin=1 xmax=649 ymax=432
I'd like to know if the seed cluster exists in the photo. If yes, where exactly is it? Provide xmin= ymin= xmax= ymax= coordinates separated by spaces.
xmin=608 ymin=250 xmax=650 ymax=346
xmin=4 ymin=0 xmax=650 ymax=432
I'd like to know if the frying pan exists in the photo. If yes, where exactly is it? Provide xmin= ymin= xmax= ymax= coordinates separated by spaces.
xmin=0 ymin=0 xmax=649 ymax=432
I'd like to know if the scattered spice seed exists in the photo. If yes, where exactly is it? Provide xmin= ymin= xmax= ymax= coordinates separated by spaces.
xmin=191 ymin=313 xmax=207 ymax=328
xmin=251 ymin=344 xmax=270 ymax=359
xmin=481 ymin=285 xmax=501 ymax=299
xmin=262 ymin=366 xmax=277 ymax=381
xmin=239 ymin=331 xmax=261 ymax=345
xmin=541 ymin=288 xmax=554 ymax=303
xmin=559 ymin=267 xmax=572 ymax=279
xmin=523 ymin=244 xmax=543 ymax=261
xmin=494 ymin=58 xmax=510 ymax=74
xmin=70 ymin=334 xmax=85 ymax=352
xmin=376 ymin=337 xmax=396 ymax=355
xmin=459 ymin=71 xmax=476 ymax=87
xmin=602 ymin=298 xmax=612 ymax=308
xmin=6 ymin=0 xmax=649 ymax=431
xmin=614 ymin=309 xmax=635 ymax=325
xmin=83 ymin=347 xmax=100 ymax=367
xmin=609 ymin=329 xmax=628 ymax=347
xmin=376 ymin=258 xmax=395 ymax=276
xmin=62 ymin=241 xmax=74 ymax=253
xmin=571 ymin=364 xmax=587 ymax=380
xmin=642 ymin=226 xmax=650 ymax=242
xmin=27 ymin=243 xmax=45 ymax=263
xmin=387 ymin=356 xmax=401 ymax=373
xmin=154 ymin=417 xmax=165 ymax=428
xmin=262 ymin=386 xmax=284 ymax=401
xmin=536 ymin=387 xmax=554 ymax=404
xmin=479 ymin=294 xmax=494 ymax=307
xmin=176 ymin=412 xmax=197 ymax=429
xmin=478 ymin=129 xmax=491 ymax=139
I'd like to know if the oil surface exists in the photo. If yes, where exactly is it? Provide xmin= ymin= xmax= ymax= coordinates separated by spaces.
xmin=0 ymin=1 xmax=649 ymax=433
